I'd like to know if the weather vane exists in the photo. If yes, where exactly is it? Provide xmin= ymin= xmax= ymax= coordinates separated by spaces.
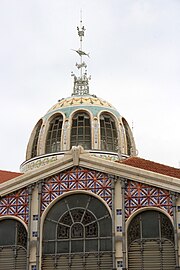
xmin=71 ymin=13 xmax=91 ymax=96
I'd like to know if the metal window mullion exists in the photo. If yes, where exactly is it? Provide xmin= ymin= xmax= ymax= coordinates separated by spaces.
xmin=140 ymin=215 xmax=144 ymax=270
xmin=80 ymin=197 xmax=91 ymax=223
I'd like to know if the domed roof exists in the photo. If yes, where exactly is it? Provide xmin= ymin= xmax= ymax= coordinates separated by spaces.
xmin=44 ymin=95 xmax=120 ymax=120
xmin=20 ymin=20 xmax=137 ymax=173
xmin=48 ymin=95 xmax=116 ymax=112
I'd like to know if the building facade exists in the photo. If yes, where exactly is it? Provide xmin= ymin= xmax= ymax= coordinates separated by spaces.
xmin=0 ymin=21 xmax=180 ymax=270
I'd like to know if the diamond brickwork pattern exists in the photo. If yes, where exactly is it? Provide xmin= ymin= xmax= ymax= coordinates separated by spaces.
xmin=41 ymin=167 xmax=112 ymax=212
xmin=0 ymin=188 xmax=29 ymax=223
xmin=125 ymin=181 xmax=173 ymax=219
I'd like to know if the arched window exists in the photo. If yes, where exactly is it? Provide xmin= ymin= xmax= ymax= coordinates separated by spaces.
xmin=128 ymin=210 xmax=176 ymax=270
xmin=0 ymin=219 xmax=27 ymax=269
xmin=31 ymin=120 xmax=42 ymax=158
xmin=100 ymin=113 xmax=118 ymax=152
xmin=45 ymin=115 xmax=63 ymax=153
xmin=70 ymin=112 xmax=91 ymax=149
xmin=42 ymin=194 xmax=113 ymax=269
xmin=122 ymin=118 xmax=132 ymax=155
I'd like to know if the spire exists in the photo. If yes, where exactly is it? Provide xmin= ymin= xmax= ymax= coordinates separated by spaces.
xmin=71 ymin=15 xmax=91 ymax=96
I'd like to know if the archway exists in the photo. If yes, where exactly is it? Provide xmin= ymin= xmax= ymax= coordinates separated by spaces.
xmin=128 ymin=210 xmax=176 ymax=270
xmin=0 ymin=218 xmax=27 ymax=270
xmin=42 ymin=193 xmax=113 ymax=269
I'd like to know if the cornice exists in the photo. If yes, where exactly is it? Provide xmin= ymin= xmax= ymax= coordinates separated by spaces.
xmin=1 ymin=151 xmax=180 ymax=197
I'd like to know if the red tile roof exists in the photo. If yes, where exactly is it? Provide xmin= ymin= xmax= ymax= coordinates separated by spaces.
xmin=0 ymin=170 xmax=22 ymax=184
xmin=119 ymin=157 xmax=180 ymax=179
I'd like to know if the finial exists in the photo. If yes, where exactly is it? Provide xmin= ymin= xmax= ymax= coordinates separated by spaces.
xmin=71 ymin=14 xmax=91 ymax=96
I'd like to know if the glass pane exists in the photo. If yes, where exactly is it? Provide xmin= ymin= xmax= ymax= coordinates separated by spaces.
xmin=57 ymin=224 xmax=69 ymax=239
xmin=43 ymin=220 xmax=56 ymax=240
xmin=71 ymin=209 xmax=84 ymax=222
xmin=0 ymin=219 xmax=16 ymax=245
xmin=142 ymin=211 xmax=159 ymax=238
xmin=99 ymin=217 xmax=112 ymax=237
xmin=60 ymin=212 xmax=73 ymax=226
xmin=82 ymin=211 xmax=95 ymax=225
xmin=17 ymin=222 xmax=27 ymax=248
xmin=71 ymin=223 xmax=84 ymax=238
xmin=88 ymin=197 xmax=108 ymax=219
xmin=43 ymin=241 xmax=55 ymax=254
xmin=85 ymin=222 xmax=98 ymax=238
xmin=71 ymin=240 xmax=83 ymax=252
xmin=57 ymin=241 xmax=69 ymax=253
xmin=67 ymin=194 xmax=88 ymax=209
xmin=86 ymin=239 xmax=98 ymax=252
xmin=161 ymin=213 xmax=174 ymax=242
xmin=46 ymin=200 xmax=67 ymax=222
xmin=100 ymin=238 xmax=112 ymax=251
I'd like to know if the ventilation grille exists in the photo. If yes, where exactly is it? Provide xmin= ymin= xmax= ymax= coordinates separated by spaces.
xmin=42 ymin=252 xmax=112 ymax=270
xmin=0 ymin=246 xmax=27 ymax=270
xmin=128 ymin=239 xmax=176 ymax=270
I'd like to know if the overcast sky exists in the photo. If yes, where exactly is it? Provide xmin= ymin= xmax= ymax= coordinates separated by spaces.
xmin=0 ymin=0 xmax=179 ymax=172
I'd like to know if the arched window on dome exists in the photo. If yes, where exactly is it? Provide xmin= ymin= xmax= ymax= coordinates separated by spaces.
xmin=45 ymin=115 xmax=63 ymax=153
xmin=100 ymin=113 xmax=118 ymax=152
xmin=70 ymin=112 xmax=91 ymax=150
xmin=31 ymin=119 xmax=42 ymax=158
xmin=122 ymin=118 xmax=132 ymax=156
xmin=0 ymin=219 xmax=27 ymax=269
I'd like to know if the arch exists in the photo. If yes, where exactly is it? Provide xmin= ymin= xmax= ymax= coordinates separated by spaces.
xmin=31 ymin=119 xmax=43 ymax=158
xmin=42 ymin=193 xmax=113 ymax=269
xmin=0 ymin=218 xmax=27 ymax=269
xmin=45 ymin=114 xmax=63 ymax=154
xmin=122 ymin=117 xmax=133 ymax=156
xmin=70 ymin=111 xmax=91 ymax=150
xmin=99 ymin=112 xmax=118 ymax=152
xmin=127 ymin=209 xmax=176 ymax=270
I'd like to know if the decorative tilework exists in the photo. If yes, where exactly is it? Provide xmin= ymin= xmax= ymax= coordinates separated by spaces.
xmin=33 ymin=214 xmax=39 ymax=221
xmin=117 ymin=260 xmax=123 ymax=268
xmin=32 ymin=231 xmax=38 ymax=237
xmin=117 ymin=226 xmax=122 ymax=232
xmin=41 ymin=167 xmax=112 ymax=213
xmin=116 ymin=209 xmax=122 ymax=215
xmin=125 ymin=181 xmax=173 ymax=219
xmin=0 ymin=188 xmax=29 ymax=223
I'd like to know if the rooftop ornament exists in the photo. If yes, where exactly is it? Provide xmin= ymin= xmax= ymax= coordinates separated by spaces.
xmin=71 ymin=16 xmax=91 ymax=96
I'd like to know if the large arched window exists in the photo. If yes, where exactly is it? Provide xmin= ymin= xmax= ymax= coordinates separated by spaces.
xmin=128 ymin=210 xmax=176 ymax=270
xmin=70 ymin=112 xmax=91 ymax=149
xmin=0 ymin=219 xmax=27 ymax=269
xmin=31 ymin=119 xmax=42 ymax=158
xmin=100 ymin=113 xmax=118 ymax=152
xmin=45 ymin=115 xmax=63 ymax=153
xmin=42 ymin=194 xmax=113 ymax=269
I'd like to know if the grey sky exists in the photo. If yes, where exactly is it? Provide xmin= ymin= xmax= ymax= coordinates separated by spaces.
xmin=0 ymin=0 xmax=180 ymax=171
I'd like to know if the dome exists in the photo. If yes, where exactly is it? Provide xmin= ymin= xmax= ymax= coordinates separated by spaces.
xmin=20 ymin=21 xmax=136 ymax=172
xmin=21 ymin=94 xmax=136 ymax=172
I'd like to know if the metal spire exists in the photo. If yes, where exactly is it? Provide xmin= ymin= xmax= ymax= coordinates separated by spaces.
xmin=71 ymin=15 xmax=91 ymax=96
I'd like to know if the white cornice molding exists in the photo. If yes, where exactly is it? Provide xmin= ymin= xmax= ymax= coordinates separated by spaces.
xmin=1 ymin=151 xmax=180 ymax=197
